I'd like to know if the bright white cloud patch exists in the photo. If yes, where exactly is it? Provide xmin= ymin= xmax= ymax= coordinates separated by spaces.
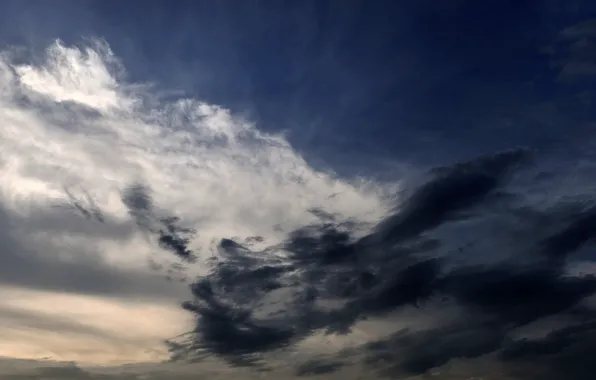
xmin=0 ymin=39 xmax=394 ymax=364
xmin=15 ymin=41 xmax=136 ymax=113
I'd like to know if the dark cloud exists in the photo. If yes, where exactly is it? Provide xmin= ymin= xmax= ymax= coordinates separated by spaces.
xmin=121 ymin=184 xmax=197 ymax=263
xmin=350 ymin=269 xmax=596 ymax=376
xmin=156 ymin=146 xmax=596 ymax=378
xmin=62 ymin=186 xmax=105 ymax=223
xmin=0 ymin=361 xmax=218 ymax=380
xmin=360 ymin=322 xmax=506 ymax=376
xmin=499 ymin=321 xmax=596 ymax=380
xmin=4 ymin=150 xmax=596 ymax=376
xmin=157 ymin=216 xmax=197 ymax=263
xmin=373 ymin=147 xmax=529 ymax=244
xmin=295 ymin=359 xmax=344 ymax=376
xmin=63 ymin=146 xmax=591 ymax=378
xmin=440 ymin=266 xmax=596 ymax=324
xmin=348 ymin=201 xmax=596 ymax=377
xmin=8 ymin=365 xmax=94 ymax=380
xmin=170 ymin=148 xmax=575 ymax=369
xmin=539 ymin=204 xmax=596 ymax=261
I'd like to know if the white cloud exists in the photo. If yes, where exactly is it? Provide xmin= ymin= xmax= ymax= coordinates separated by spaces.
xmin=1 ymin=39 xmax=393 ymax=254
xmin=0 ymin=39 xmax=395 ymax=365
xmin=15 ymin=40 xmax=137 ymax=113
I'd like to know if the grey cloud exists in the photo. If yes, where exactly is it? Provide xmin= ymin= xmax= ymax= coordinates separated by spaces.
xmin=150 ymin=147 xmax=596 ymax=380
xmin=168 ymin=149 xmax=539 ymax=366
xmin=295 ymin=359 xmax=344 ymax=376
xmin=121 ymin=183 xmax=197 ymax=263
xmin=0 ymin=197 xmax=184 ymax=300
xmin=0 ymin=250 xmax=184 ymax=300
xmin=559 ymin=59 xmax=596 ymax=79
xmin=560 ymin=19 xmax=596 ymax=39
xmin=0 ymin=306 xmax=116 ymax=340
xmin=0 ymin=358 xmax=355 ymax=380
xmin=554 ymin=18 xmax=596 ymax=81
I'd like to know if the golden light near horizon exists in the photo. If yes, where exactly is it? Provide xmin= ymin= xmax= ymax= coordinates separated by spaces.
xmin=0 ymin=287 xmax=193 ymax=365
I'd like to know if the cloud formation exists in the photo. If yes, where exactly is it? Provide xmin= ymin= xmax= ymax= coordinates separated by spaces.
xmin=0 ymin=39 xmax=392 ymax=365
xmin=162 ymin=143 xmax=596 ymax=379
xmin=553 ymin=18 xmax=596 ymax=81
xmin=3 ymin=33 xmax=596 ymax=380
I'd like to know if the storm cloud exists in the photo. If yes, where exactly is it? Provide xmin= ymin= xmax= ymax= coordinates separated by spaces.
xmin=158 ymin=145 xmax=596 ymax=380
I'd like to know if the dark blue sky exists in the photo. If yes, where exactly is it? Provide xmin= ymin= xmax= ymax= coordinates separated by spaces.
xmin=2 ymin=0 xmax=596 ymax=175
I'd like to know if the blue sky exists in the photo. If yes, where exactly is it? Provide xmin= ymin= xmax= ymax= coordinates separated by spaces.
xmin=1 ymin=1 xmax=596 ymax=379
xmin=3 ymin=0 xmax=595 ymax=170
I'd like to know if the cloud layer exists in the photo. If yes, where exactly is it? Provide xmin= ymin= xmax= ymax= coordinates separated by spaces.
xmin=0 ymin=39 xmax=393 ymax=365
xmin=165 ymin=145 xmax=596 ymax=379
xmin=3 ymin=34 xmax=596 ymax=379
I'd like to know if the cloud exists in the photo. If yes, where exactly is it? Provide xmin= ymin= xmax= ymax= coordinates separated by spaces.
xmin=553 ymin=18 xmax=596 ymax=81
xmin=295 ymin=359 xmax=345 ymax=376
xmin=121 ymin=183 xmax=197 ymax=263
xmin=0 ymin=305 xmax=116 ymax=340
xmin=0 ymin=38 xmax=390 ymax=256
xmin=0 ymin=38 xmax=393 ymax=367
xmin=560 ymin=19 xmax=596 ymax=40
xmin=0 ymin=357 xmax=360 ymax=380
xmin=169 ymin=149 xmax=535 ymax=364
xmin=14 ymin=40 xmax=137 ymax=114
xmin=159 ymin=141 xmax=596 ymax=380
xmin=0 ymin=197 xmax=184 ymax=300
xmin=3 ymin=33 xmax=596 ymax=380
xmin=0 ymin=288 xmax=189 ymax=365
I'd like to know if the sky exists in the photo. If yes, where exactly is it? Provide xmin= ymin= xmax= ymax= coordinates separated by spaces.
xmin=1 ymin=1 xmax=596 ymax=379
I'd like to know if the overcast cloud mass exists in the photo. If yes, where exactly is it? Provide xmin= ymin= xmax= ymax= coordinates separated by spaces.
xmin=2 ymin=1 xmax=596 ymax=379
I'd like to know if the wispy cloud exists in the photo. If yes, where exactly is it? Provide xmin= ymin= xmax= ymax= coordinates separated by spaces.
xmin=553 ymin=18 xmax=596 ymax=81
xmin=3 ymin=31 xmax=596 ymax=380
xmin=0 ymin=39 xmax=393 ymax=366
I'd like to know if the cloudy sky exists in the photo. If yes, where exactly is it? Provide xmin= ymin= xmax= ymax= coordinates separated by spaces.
xmin=1 ymin=1 xmax=596 ymax=379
